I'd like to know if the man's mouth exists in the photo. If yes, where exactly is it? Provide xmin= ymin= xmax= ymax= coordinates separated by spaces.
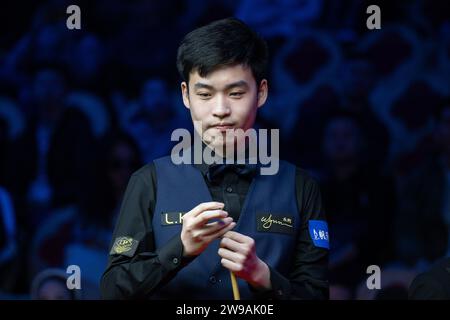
xmin=211 ymin=123 xmax=235 ymax=132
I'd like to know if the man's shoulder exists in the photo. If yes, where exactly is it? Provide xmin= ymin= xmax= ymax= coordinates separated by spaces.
xmin=131 ymin=156 xmax=178 ymax=184
xmin=131 ymin=162 xmax=156 ymax=182
xmin=274 ymin=160 xmax=321 ymax=190
xmin=293 ymin=165 xmax=320 ymax=186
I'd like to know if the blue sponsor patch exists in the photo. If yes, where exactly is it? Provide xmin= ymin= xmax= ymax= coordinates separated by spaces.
xmin=308 ymin=220 xmax=329 ymax=249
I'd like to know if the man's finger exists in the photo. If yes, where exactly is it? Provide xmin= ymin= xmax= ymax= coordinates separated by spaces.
xmin=218 ymin=247 xmax=244 ymax=264
xmin=190 ymin=202 xmax=224 ymax=217
xmin=204 ymin=222 xmax=236 ymax=242
xmin=194 ymin=210 xmax=228 ymax=226
xmin=220 ymin=257 xmax=241 ymax=273
xmin=201 ymin=217 xmax=234 ymax=236
xmin=220 ymin=236 xmax=242 ymax=252
xmin=222 ymin=230 xmax=249 ymax=243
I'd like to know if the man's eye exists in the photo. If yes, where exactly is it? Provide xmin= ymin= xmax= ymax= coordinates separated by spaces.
xmin=230 ymin=92 xmax=244 ymax=97
xmin=197 ymin=92 xmax=211 ymax=98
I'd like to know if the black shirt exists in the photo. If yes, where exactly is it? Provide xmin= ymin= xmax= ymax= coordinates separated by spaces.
xmin=100 ymin=162 xmax=329 ymax=299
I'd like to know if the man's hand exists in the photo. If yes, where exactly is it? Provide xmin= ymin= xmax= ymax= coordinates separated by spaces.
xmin=181 ymin=202 xmax=236 ymax=257
xmin=219 ymin=231 xmax=272 ymax=290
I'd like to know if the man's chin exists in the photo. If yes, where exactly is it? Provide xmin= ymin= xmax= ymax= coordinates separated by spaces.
xmin=206 ymin=141 xmax=226 ymax=151
xmin=205 ymin=139 xmax=237 ymax=153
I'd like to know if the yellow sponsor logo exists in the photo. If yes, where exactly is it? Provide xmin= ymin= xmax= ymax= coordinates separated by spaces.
xmin=113 ymin=237 xmax=134 ymax=254
xmin=261 ymin=214 xmax=293 ymax=229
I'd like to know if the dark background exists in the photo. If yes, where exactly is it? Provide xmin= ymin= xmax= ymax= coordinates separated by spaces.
xmin=0 ymin=0 xmax=450 ymax=299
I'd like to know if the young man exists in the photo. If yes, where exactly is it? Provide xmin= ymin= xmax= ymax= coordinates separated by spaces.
xmin=100 ymin=17 xmax=329 ymax=300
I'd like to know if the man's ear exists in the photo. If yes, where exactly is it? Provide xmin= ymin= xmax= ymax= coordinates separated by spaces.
xmin=181 ymin=82 xmax=190 ymax=109
xmin=257 ymin=79 xmax=268 ymax=108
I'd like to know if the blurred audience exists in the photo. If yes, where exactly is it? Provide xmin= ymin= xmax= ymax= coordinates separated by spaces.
xmin=117 ymin=78 xmax=189 ymax=163
xmin=0 ymin=0 xmax=449 ymax=299
xmin=409 ymin=257 xmax=450 ymax=300
xmin=30 ymin=268 xmax=79 ymax=300
xmin=318 ymin=110 xmax=396 ymax=298
xmin=395 ymin=98 xmax=450 ymax=266
xmin=30 ymin=130 xmax=141 ymax=298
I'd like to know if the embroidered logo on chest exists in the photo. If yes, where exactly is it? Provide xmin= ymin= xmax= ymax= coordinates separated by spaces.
xmin=256 ymin=213 xmax=294 ymax=235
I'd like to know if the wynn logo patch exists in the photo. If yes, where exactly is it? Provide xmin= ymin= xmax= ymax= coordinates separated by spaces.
xmin=256 ymin=213 xmax=294 ymax=235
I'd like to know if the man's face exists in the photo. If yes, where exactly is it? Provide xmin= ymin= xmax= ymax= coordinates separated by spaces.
xmin=181 ymin=64 xmax=267 ymax=151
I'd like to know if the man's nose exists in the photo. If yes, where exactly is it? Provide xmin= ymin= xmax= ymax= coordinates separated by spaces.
xmin=212 ymin=95 xmax=231 ymax=118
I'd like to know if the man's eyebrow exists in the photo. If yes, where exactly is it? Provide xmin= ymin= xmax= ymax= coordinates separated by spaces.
xmin=193 ymin=80 xmax=249 ymax=91
xmin=224 ymin=80 xmax=249 ymax=90
xmin=193 ymin=82 xmax=214 ymax=90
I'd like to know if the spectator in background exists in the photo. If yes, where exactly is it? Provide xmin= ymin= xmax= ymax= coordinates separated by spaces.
xmin=236 ymin=0 xmax=323 ymax=39
xmin=0 ymin=187 xmax=18 ymax=293
xmin=319 ymin=110 xmax=396 ymax=298
xmin=97 ymin=130 xmax=142 ymax=205
xmin=355 ymin=266 xmax=416 ymax=300
xmin=337 ymin=57 xmax=390 ymax=171
xmin=65 ymin=33 xmax=111 ymax=100
xmin=389 ymin=80 xmax=445 ymax=177
xmin=409 ymin=257 xmax=450 ymax=300
xmin=29 ymin=107 xmax=96 ymax=280
xmin=0 ymin=98 xmax=28 ymax=295
xmin=46 ymin=108 xmax=97 ymax=216
xmin=30 ymin=268 xmax=78 ymax=300
xmin=31 ymin=130 xmax=141 ymax=299
xmin=0 ymin=68 xmax=70 ymax=293
xmin=8 ymin=67 xmax=68 ymax=231
xmin=0 ymin=10 xmax=66 ymax=78
xmin=396 ymin=98 xmax=450 ymax=266
xmin=122 ymin=78 xmax=189 ymax=163
xmin=282 ymin=84 xmax=341 ymax=170
xmin=270 ymin=30 xmax=342 ymax=170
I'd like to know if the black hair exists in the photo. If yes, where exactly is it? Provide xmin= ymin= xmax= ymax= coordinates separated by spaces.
xmin=176 ymin=17 xmax=268 ymax=85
